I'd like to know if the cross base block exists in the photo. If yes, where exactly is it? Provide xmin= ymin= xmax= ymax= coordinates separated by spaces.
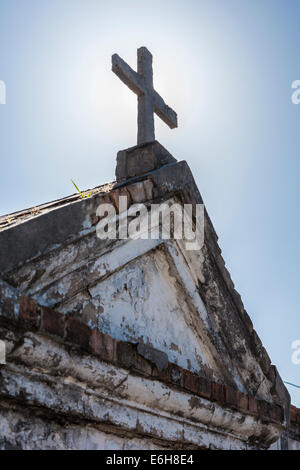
xmin=116 ymin=141 xmax=177 ymax=182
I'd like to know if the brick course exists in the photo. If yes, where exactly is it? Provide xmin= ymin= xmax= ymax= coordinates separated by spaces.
xmin=291 ymin=405 xmax=300 ymax=426
xmin=0 ymin=294 xmax=285 ymax=426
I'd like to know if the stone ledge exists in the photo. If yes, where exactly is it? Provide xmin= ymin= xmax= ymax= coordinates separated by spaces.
xmin=0 ymin=361 xmax=274 ymax=450
xmin=0 ymin=287 xmax=284 ymax=427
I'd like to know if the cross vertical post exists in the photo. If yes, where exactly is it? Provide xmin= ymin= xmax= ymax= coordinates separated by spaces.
xmin=137 ymin=47 xmax=154 ymax=144
xmin=112 ymin=47 xmax=177 ymax=145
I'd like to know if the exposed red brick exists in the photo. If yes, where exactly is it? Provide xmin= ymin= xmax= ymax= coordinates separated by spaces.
xmin=128 ymin=182 xmax=146 ymax=204
xmin=225 ymin=385 xmax=238 ymax=409
xmin=169 ymin=365 xmax=183 ymax=386
xmin=102 ymin=333 xmax=117 ymax=363
xmin=151 ymin=365 xmax=169 ymax=382
xmin=65 ymin=317 xmax=91 ymax=351
xmin=116 ymin=341 xmax=137 ymax=369
xmin=183 ymin=371 xmax=201 ymax=395
xmin=290 ymin=406 xmax=297 ymax=423
xmin=134 ymin=354 xmax=153 ymax=376
xmin=248 ymin=396 xmax=258 ymax=416
xmin=3 ymin=291 xmax=287 ymax=426
xmin=143 ymin=180 xmax=154 ymax=201
xmin=90 ymin=328 xmax=104 ymax=356
xmin=211 ymin=382 xmax=225 ymax=404
xmin=95 ymin=194 xmax=115 ymax=221
xmin=197 ymin=376 xmax=211 ymax=400
xmin=183 ymin=373 xmax=211 ymax=400
xmin=90 ymin=329 xmax=117 ymax=363
xmin=109 ymin=188 xmax=130 ymax=212
xmin=237 ymin=392 xmax=249 ymax=413
xmin=41 ymin=306 xmax=65 ymax=338
xmin=19 ymin=296 xmax=40 ymax=328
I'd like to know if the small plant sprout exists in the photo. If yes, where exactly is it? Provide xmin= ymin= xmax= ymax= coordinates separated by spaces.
xmin=71 ymin=180 xmax=93 ymax=199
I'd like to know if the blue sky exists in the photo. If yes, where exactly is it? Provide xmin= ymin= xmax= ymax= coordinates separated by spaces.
xmin=0 ymin=0 xmax=300 ymax=405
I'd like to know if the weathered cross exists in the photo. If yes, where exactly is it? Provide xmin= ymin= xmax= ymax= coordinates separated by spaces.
xmin=112 ymin=47 xmax=177 ymax=145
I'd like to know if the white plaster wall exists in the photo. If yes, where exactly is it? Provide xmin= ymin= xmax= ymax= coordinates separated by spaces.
xmin=59 ymin=247 xmax=215 ymax=375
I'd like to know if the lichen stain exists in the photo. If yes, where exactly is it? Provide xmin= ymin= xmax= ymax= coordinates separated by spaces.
xmin=170 ymin=342 xmax=182 ymax=354
xmin=188 ymin=396 xmax=201 ymax=410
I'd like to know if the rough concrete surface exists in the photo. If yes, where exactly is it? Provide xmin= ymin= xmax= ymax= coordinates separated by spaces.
xmin=0 ymin=142 xmax=293 ymax=449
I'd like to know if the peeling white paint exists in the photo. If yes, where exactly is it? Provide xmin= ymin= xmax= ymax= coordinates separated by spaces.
xmin=1 ymin=333 xmax=282 ymax=449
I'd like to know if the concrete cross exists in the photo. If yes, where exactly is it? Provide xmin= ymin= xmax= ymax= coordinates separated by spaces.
xmin=112 ymin=47 xmax=177 ymax=145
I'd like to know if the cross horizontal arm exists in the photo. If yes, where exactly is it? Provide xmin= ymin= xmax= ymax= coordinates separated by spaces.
xmin=112 ymin=54 xmax=145 ymax=96
xmin=154 ymin=91 xmax=178 ymax=129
